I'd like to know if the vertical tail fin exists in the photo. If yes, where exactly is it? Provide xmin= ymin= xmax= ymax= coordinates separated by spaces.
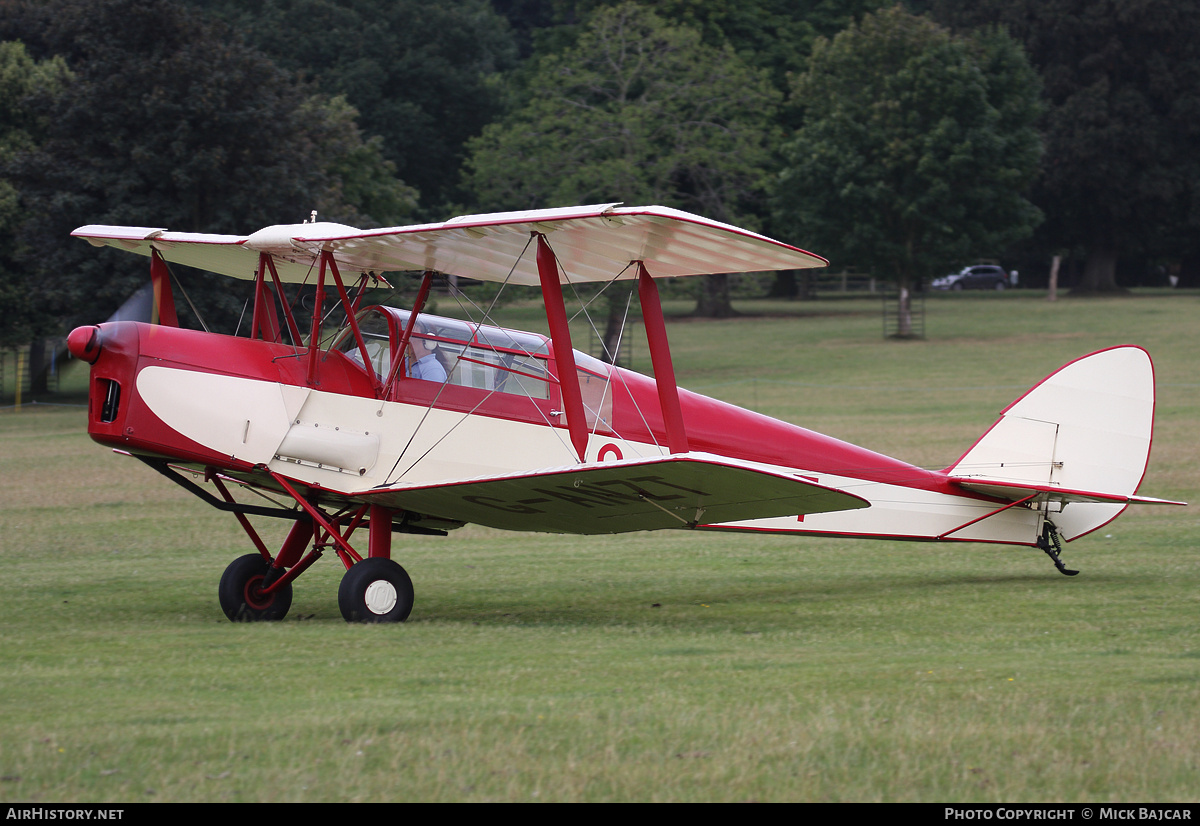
xmin=947 ymin=346 xmax=1161 ymax=540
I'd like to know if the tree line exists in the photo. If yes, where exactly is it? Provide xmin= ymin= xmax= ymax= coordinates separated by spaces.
xmin=2 ymin=0 xmax=1198 ymax=350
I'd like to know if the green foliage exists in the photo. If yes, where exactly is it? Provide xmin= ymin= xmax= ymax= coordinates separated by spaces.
xmin=775 ymin=6 xmax=1043 ymax=288
xmin=464 ymin=2 xmax=781 ymax=224
xmin=632 ymin=0 xmax=893 ymax=96
xmin=0 ymin=0 xmax=415 ymax=330
xmin=466 ymin=1 xmax=790 ymax=318
xmin=0 ymin=41 xmax=71 ymax=347
xmin=194 ymin=0 xmax=519 ymax=219
xmin=502 ymin=0 xmax=892 ymax=92
xmin=303 ymin=94 xmax=418 ymax=229
xmin=920 ymin=0 xmax=1200 ymax=291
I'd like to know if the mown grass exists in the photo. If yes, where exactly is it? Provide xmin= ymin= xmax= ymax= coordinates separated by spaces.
xmin=0 ymin=289 xmax=1196 ymax=801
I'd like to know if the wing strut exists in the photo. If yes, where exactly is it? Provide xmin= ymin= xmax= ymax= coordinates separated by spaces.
xmin=323 ymin=251 xmax=381 ymax=397
xmin=302 ymin=250 xmax=379 ymax=394
xmin=637 ymin=262 xmax=688 ymax=453
xmin=536 ymin=233 xmax=590 ymax=463
xmin=306 ymin=251 xmax=329 ymax=385
xmin=252 ymin=253 xmax=304 ymax=345
xmin=383 ymin=270 xmax=434 ymax=397
xmin=251 ymin=252 xmax=282 ymax=342
xmin=149 ymin=248 xmax=179 ymax=327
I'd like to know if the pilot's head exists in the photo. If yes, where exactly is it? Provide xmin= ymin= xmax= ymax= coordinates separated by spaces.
xmin=408 ymin=322 xmax=437 ymax=358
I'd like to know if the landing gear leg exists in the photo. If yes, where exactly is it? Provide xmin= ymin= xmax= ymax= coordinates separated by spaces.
xmin=1037 ymin=522 xmax=1079 ymax=576
xmin=227 ymin=473 xmax=418 ymax=623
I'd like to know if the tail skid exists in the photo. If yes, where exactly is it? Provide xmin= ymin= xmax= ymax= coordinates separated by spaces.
xmin=1037 ymin=522 xmax=1078 ymax=577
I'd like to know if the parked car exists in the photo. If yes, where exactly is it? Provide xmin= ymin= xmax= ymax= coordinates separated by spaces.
xmin=932 ymin=265 xmax=1010 ymax=290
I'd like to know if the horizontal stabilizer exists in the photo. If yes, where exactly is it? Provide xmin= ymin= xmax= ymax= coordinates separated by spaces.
xmin=72 ymin=204 xmax=827 ymax=286
xmin=356 ymin=452 xmax=868 ymax=535
xmin=951 ymin=477 xmax=1185 ymax=507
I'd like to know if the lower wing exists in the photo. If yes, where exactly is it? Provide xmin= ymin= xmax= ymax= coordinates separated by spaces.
xmin=355 ymin=452 xmax=868 ymax=535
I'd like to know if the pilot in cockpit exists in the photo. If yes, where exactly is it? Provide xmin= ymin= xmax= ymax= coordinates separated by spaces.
xmin=406 ymin=322 xmax=449 ymax=383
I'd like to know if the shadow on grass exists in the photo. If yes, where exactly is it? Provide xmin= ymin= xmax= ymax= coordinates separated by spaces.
xmin=393 ymin=568 xmax=1102 ymax=630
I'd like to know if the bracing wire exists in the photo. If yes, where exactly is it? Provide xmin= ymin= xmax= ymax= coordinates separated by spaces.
xmin=379 ymin=235 xmax=563 ymax=484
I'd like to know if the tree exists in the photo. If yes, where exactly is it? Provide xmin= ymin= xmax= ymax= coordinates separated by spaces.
xmin=627 ymin=0 xmax=892 ymax=96
xmin=192 ymin=0 xmax=519 ymax=220
xmin=917 ymin=0 xmax=1200 ymax=292
xmin=646 ymin=0 xmax=898 ymax=301
xmin=464 ymin=2 xmax=782 ymax=322
xmin=0 ymin=0 xmax=416 ymax=334
xmin=775 ymin=6 xmax=1042 ymax=332
xmin=493 ymin=0 xmax=891 ymax=91
xmin=0 ymin=40 xmax=70 ymax=349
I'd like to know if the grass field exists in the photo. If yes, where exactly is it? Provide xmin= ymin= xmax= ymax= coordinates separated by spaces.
xmin=0 ymin=289 xmax=1196 ymax=802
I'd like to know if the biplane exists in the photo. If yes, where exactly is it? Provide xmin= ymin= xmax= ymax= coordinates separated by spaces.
xmin=67 ymin=204 xmax=1183 ymax=622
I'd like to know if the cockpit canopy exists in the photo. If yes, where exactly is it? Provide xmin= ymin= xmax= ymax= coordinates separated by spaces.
xmin=332 ymin=305 xmax=616 ymax=433
xmin=333 ymin=306 xmax=554 ymax=398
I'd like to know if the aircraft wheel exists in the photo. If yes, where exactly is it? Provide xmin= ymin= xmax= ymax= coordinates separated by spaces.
xmin=338 ymin=558 xmax=414 ymax=623
xmin=218 ymin=553 xmax=293 ymax=622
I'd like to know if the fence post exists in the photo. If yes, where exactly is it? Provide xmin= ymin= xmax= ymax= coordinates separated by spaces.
xmin=14 ymin=347 xmax=23 ymax=410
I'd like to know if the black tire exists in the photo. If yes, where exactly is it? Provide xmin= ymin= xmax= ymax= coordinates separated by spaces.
xmin=994 ymin=280 xmax=1006 ymax=290
xmin=338 ymin=558 xmax=414 ymax=623
xmin=218 ymin=553 xmax=293 ymax=622
xmin=952 ymin=282 xmax=964 ymax=291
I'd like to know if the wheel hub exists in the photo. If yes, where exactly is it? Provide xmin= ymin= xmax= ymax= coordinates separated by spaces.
xmin=363 ymin=579 xmax=398 ymax=615
xmin=243 ymin=575 xmax=272 ymax=610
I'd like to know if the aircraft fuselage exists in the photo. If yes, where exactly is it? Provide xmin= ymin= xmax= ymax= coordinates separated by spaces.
xmin=71 ymin=314 xmax=1033 ymax=544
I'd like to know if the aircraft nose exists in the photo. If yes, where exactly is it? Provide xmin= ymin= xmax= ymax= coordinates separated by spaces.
xmin=67 ymin=325 xmax=102 ymax=363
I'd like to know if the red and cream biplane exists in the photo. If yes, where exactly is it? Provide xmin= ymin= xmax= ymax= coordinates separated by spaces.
xmin=67 ymin=204 xmax=1183 ymax=622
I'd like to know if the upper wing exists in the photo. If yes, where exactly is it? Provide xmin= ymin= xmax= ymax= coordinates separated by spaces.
xmin=354 ymin=452 xmax=867 ymax=535
xmin=72 ymin=204 xmax=827 ymax=285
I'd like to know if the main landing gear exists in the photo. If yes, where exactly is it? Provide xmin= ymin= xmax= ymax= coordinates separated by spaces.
xmin=215 ymin=498 xmax=419 ymax=623
xmin=218 ymin=548 xmax=414 ymax=623
xmin=137 ymin=459 xmax=434 ymax=623
xmin=202 ymin=469 xmax=427 ymax=623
